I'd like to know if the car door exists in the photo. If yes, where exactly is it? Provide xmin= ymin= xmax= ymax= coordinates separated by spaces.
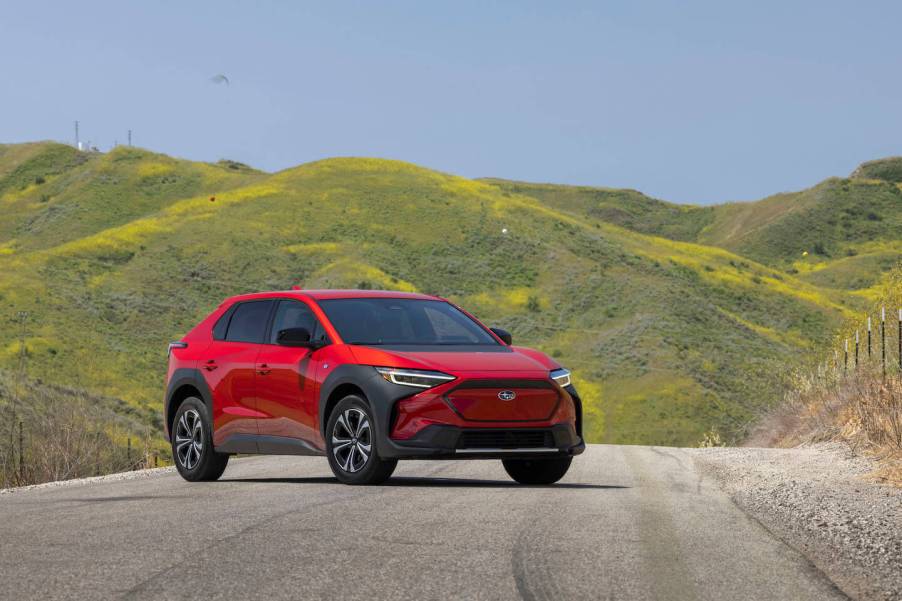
xmin=202 ymin=299 xmax=275 ymax=450
xmin=254 ymin=299 xmax=328 ymax=451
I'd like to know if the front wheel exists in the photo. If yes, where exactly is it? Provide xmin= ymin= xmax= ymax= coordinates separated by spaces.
xmin=171 ymin=397 xmax=229 ymax=482
xmin=326 ymin=395 xmax=397 ymax=485
xmin=502 ymin=456 xmax=572 ymax=485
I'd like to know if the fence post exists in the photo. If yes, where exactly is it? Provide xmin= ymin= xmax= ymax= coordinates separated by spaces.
xmin=844 ymin=339 xmax=848 ymax=374
xmin=17 ymin=420 xmax=24 ymax=484
xmin=833 ymin=349 xmax=839 ymax=380
xmin=867 ymin=316 xmax=872 ymax=360
xmin=855 ymin=330 xmax=859 ymax=370
xmin=881 ymin=307 xmax=886 ymax=378
xmin=127 ymin=437 xmax=132 ymax=470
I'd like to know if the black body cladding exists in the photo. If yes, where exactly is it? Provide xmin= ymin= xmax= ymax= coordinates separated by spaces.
xmin=164 ymin=368 xmax=214 ymax=438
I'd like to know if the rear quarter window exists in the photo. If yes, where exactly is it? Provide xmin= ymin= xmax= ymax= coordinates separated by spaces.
xmin=224 ymin=300 xmax=274 ymax=343
xmin=212 ymin=305 xmax=236 ymax=340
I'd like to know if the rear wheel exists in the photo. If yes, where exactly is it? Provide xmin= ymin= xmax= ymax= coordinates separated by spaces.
xmin=326 ymin=395 xmax=397 ymax=485
xmin=171 ymin=397 xmax=229 ymax=482
xmin=502 ymin=456 xmax=572 ymax=485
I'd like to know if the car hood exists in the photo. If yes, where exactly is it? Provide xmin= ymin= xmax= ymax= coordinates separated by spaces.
xmin=348 ymin=344 xmax=554 ymax=374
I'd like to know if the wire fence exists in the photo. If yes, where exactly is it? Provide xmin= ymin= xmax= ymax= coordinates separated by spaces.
xmin=0 ymin=308 xmax=166 ymax=488
xmin=778 ymin=304 xmax=902 ymax=459
xmin=836 ymin=307 xmax=902 ymax=378
xmin=1 ymin=428 xmax=163 ymax=489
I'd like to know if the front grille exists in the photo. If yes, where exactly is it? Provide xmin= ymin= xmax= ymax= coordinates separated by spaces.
xmin=457 ymin=429 xmax=554 ymax=450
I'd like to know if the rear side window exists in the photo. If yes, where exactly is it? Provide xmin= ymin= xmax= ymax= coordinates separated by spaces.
xmin=225 ymin=300 xmax=274 ymax=343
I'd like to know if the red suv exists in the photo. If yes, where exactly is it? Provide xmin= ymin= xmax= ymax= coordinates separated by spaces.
xmin=165 ymin=290 xmax=584 ymax=485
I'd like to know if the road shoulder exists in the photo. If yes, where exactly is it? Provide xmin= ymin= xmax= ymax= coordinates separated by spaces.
xmin=693 ymin=443 xmax=902 ymax=601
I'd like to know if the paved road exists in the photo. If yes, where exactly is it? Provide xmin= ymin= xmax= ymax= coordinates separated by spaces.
xmin=0 ymin=445 xmax=846 ymax=601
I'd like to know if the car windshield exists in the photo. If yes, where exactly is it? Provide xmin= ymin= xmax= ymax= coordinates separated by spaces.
xmin=317 ymin=298 xmax=499 ymax=346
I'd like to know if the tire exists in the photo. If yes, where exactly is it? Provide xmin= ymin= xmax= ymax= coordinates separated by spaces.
xmin=326 ymin=395 xmax=397 ymax=485
xmin=502 ymin=456 xmax=572 ymax=485
xmin=171 ymin=396 xmax=229 ymax=482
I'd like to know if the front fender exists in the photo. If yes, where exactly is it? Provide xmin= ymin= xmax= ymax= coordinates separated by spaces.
xmin=318 ymin=365 xmax=417 ymax=453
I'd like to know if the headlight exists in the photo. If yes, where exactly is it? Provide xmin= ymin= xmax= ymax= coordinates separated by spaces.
xmin=550 ymin=368 xmax=571 ymax=388
xmin=374 ymin=367 xmax=456 ymax=389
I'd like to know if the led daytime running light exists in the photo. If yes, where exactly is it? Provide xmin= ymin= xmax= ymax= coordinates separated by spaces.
xmin=374 ymin=367 xmax=455 ymax=389
xmin=550 ymin=368 xmax=571 ymax=388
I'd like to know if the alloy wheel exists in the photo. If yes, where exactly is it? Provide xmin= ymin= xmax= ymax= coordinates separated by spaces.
xmin=331 ymin=408 xmax=371 ymax=473
xmin=175 ymin=408 xmax=204 ymax=470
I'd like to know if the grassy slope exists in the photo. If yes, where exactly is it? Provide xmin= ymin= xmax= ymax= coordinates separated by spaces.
xmin=851 ymin=156 xmax=902 ymax=183
xmin=482 ymin=178 xmax=716 ymax=241
xmin=0 ymin=143 xmax=869 ymax=446
xmin=484 ymin=170 xmax=902 ymax=294
xmin=699 ymin=177 xmax=902 ymax=293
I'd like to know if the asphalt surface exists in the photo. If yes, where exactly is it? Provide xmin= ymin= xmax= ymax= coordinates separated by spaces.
xmin=0 ymin=445 xmax=848 ymax=601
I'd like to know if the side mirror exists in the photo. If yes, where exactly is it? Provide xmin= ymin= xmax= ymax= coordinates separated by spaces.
xmin=276 ymin=327 xmax=321 ymax=348
xmin=490 ymin=327 xmax=512 ymax=345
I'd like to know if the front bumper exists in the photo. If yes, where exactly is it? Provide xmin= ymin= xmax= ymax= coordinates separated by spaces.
xmin=379 ymin=422 xmax=585 ymax=459
xmin=319 ymin=366 xmax=585 ymax=461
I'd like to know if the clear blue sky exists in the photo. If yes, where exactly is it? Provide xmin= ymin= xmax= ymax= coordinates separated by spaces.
xmin=3 ymin=1 xmax=901 ymax=204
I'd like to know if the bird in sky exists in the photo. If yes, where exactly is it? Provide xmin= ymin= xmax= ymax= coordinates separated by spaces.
xmin=210 ymin=74 xmax=230 ymax=86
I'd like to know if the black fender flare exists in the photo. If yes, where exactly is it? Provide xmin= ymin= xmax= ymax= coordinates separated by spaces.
xmin=564 ymin=384 xmax=583 ymax=439
xmin=164 ymin=368 xmax=214 ymax=438
xmin=318 ymin=365 xmax=414 ymax=452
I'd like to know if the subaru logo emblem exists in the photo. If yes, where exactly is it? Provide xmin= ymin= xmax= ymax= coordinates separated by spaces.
xmin=498 ymin=390 xmax=516 ymax=401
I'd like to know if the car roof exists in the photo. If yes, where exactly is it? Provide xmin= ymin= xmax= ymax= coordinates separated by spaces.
xmin=299 ymin=289 xmax=442 ymax=301
xmin=224 ymin=289 xmax=443 ymax=303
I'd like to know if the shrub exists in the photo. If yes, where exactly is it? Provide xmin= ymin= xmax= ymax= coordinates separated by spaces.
xmin=0 ymin=372 xmax=156 ymax=487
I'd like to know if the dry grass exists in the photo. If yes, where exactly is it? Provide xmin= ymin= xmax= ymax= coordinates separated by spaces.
xmin=750 ymin=264 xmax=902 ymax=484
xmin=749 ymin=359 xmax=902 ymax=487
xmin=0 ymin=372 xmax=161 ymax=488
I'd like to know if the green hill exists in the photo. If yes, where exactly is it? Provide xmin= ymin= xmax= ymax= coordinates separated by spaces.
xmin=851 ymin=156 xmax=902 ymax=183
xmin=0 ymin=142 xmax=887 ymax=448
xmin=698 ymin=177 xmax=901 ymax=292
xmin=481 ymin=178 xmax=716 ymax=241
xmin=485 ymin=167 xmax=902 ymax=294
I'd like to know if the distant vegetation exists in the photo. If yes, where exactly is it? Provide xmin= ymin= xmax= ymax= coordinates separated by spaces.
xmin=851 ymin=156 xmax=902 ymax=184
xmin=481 ymin=179 xmax=716 ymax=241
xmin=0 ymin=141 xmax=898 ymax=462
xmin=485 ymin=172 xmax=902 ymax=294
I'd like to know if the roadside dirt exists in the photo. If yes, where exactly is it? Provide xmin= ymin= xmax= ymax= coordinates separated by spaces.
xmin=694 ymin=444 xmax=902 ymax=601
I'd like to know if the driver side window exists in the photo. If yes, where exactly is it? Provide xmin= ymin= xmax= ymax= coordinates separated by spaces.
xmin=269 ymin=300 xmax=325 ymax=345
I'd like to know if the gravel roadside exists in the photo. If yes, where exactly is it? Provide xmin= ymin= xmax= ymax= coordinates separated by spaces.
xmin=693 ymin=444 xmax=902 ymax=601
xmin=0 ymin=465 xmax=177 ymax=495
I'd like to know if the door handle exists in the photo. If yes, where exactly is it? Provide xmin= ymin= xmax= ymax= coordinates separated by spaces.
xmin=203 ymin=360 xmax=218 ymax=371
xmin=256 ymin=363 xmax=271 ymax=376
